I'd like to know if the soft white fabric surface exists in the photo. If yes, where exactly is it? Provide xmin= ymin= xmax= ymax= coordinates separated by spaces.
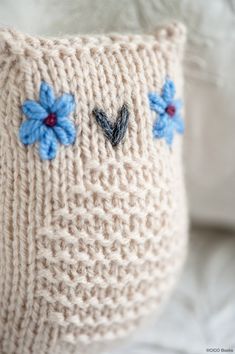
xmin=107 ymin=227 xmax=235 ymax=354
xmin=0 ymin=0 xmax=234 ymax=226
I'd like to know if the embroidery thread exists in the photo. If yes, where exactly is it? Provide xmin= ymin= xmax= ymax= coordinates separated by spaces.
xmin=93 ymin=104 xmax=129 ymax=146
xmin=19 ymin=82 xmax=76 ymax=160
xmin=148 ymin=78 xmax=184 ymax=145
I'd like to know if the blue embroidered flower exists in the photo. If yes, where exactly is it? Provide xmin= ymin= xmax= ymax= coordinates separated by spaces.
xmin=148 ymin=78 xmax=184 ymax=145
xmin=19 ymin=82 xmax=76 ymax=160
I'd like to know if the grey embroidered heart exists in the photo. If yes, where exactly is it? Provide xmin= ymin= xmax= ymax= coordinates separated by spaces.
xmin=93 ymin=104 xmax=129 ymax=146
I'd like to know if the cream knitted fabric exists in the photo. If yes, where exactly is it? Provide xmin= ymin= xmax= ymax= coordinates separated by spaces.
xmin=0 ymin=22 xmax=188 ymax=354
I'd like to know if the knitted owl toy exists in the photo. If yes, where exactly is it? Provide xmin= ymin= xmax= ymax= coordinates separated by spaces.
xmin=0 ymin=22 xmax=188 ymax=354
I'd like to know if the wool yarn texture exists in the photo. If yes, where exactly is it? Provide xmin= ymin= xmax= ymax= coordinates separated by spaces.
xmin=0 ymin=22 xmax=188 ymax=354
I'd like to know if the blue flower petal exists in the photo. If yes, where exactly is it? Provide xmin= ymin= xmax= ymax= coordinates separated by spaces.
xmin=162 ymin=79 xmax=176 ymax=104
xmin=165 ymin=124 xmax=174 ymax=145
xmin=53 ymin=118 xmax=76 ymax=145
xmin=148 ymin=92 xmax=167 ymax=114
xmin=39 ymin=82 xmax=55 ymax=111
xmin=174 ymin=99 xmax=183 ymax=111
xmin=173 ymin=115 xmax=185 ymax=134
xmin=39 ymin=128 xmax=57 ymax=160
xmin=52 ymin=126 xmax=69 ymax=145
xmin=22 ymin=100 xmax=47 ymax=120
xmin=149 ymin=78 xmax=184 ymax=145
xmin=19 ymin=119 xmax=43 ymax=145
xmin=153 ymin=113 xmax=168 ymax=136
xmin=153 ymin=124 xmax=166 ymax=139
xmin=51 ymin=93 xmax=75 ymax=118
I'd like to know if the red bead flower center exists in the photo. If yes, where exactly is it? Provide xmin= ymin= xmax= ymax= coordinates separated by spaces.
xmin=166 ymin=104 xmax=176 ymax=117
xmin=44 ymin=113 xmax=57 ymax=127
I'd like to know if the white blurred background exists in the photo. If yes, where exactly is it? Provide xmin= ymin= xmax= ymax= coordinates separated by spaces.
xmin=0 ymin=1 xmax=235 ymax=353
